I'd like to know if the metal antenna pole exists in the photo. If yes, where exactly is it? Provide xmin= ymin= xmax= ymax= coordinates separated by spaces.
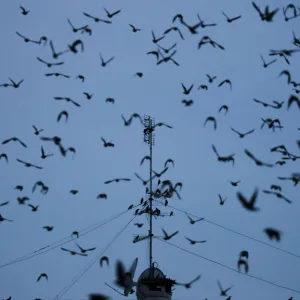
xmin=143 ymin=115 xmax=155 ymax=279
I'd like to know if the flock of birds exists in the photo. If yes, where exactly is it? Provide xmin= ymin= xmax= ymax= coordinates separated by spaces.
xmin=1 ymin=2 xmax=300 ymax=300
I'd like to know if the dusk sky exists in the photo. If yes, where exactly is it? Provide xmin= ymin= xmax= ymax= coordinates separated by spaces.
xmin=1 ymin=0 xmax=300 ymax=299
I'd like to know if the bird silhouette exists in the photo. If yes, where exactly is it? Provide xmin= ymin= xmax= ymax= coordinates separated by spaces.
xmin=101 ymin=137 xmax=114 ymax=147
xmin=61 ymin=247 xmax=88 ymax=256
xmin=104 ymin=178 xmax=131 ymax=184
xmin=16 ymin=159 xmax=43 ymax=169
xmin=252 ymin=2 xmax=279 ymax=22
xmin=43 ymin=226 xmax=53 ymax=231
xmin=245 ymin=149 xmax=273 ymax=167
xmin=99 ymin=53 xmax=115 ymax=67
xmin=37 ymin=273 xmax=48 ymax=282
xmin=231 ymin=127 xmax=255 ymax=138
xmin=218 ymin=79 xmax=232 ymax=90
xmin=0 ymin=153 xmax=8 ymax=163
xmin=218 ymin=194 xmax=227 ymax=205
xmin=40 ymin=146 xmax=53 ymax=159
xmin=54 ymin=96 xmax=80 ymax=107
xmin=237 ymin=188 xmax=259 ymax=211
xmin=37 ymin=57 xmax=64 ymax=68
xmin=186 ymin=214 xmax=204 ymax=224
xmin=222 ymin=12 xmax=242 ymax=23
xmin=162 ymin=228 xmax=179 ymax=240
xmin=152 ymin=30 xmax=165 ymax=43
xmin=20 ymin=6 xmax=30 ymax=15
xmin=237 ymin=258 xmax=249 ymax=273
xmin=264 ymin=228 xmax=281 ymax=241
xmin=217 ymin=280 xmax=233 ymax=296
xmin=68 ymin=39 xmax=84 ymax=53
xmin=185 ymin=237 xmax=207 ymax=244
xmin=75 ymin=243 xmax=96 ymax=253
xmin=219 ymin=105 xmax=229 ymax=114
xmin=204 ymin=116 xmax=217 ymax=130
xmin=260 ymin=54 xmax=276 ymax=68
xmin=129 ymin=24 xmax=141 ymax=32
xmin=287 ymin=95 xmax=300 ymax=110
xmin=67 ymin=19 xmax=88 ymax=33
xmin=100 ymin=256 xmax=109 ymax=267
xmin=83 ymin=12 xmax=111 ymax=24
xmin=103 ymin=7 xmax=121 ymax=18
xmin=57 ymin=111 xmax=69 ymax=123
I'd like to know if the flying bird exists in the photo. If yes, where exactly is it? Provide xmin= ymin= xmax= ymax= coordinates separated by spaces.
xmin=37 ymin=273 xmax=48 ymax=282
xmin=264 ymin=228 xmax=281 ymax=241
xmin=222 ymin=12 xmax=242 ymax=23
xmin=218 ymin=79 xmax=232 ymax=90
xmin=2 ymin=137 xmax=27 ymax=148
xmin=20 ymin=6 xmax=30 ymax=15
xmin=237 ymin=188 xmax=259 ymax=211
xmin=103 ymin=7 xmax=121 ymax=18
xmin=100 ymin=256 xmax=109 ymax=267
xmin=204 ymin=116 xmax=217 ymax=130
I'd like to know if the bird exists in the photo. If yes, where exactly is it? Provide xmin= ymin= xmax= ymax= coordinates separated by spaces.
xmin=244 ymin=149 xmax=273 ymax=167
xmin=164 ymin=27 xmax=184 ymax=40
xmin=14 ymin=185 xmax=23 ymax=191
xmin=278 ymin=70 xmax=291 ymax=84
xmin=271 ymin=185 xmax=282 ymax=191
xmin=37 ymin=273 xmax=48 ymax=282
xmin=57 ymin=111 xmax=69 ymax=123
xmin=287 ymin=95 xmax=300 ymax=110
xmin=151 ymin=30 xmax=165 ymax=43
xmin=182 ymin=99 xmax=193 ymax=107
xmin=99 ymin=256 xmax=109 ymax=267
xmin=237 ymin=188 xmax=259 ymax=211
xmin=28 ymin=204 xmax=39 ymax=212
xmin=135 ymin=72 xmax=143 ymax=78
xmin=20 ymin=6 xmax=30 ymax=15
xmin=204 ymin=116 xmax=217 ymax=130
xmin=206 ymin=74 xmax=217 ymax=83
xmin=40 ymin=146 xmax=53 ymax=159
xmin=83 ymin=12 xmax=111 ymax=24
xmin=164 ymin=159 xmax=174 ymax=168
xmin=228 ymin=180 xmax=240 ymax=186
xmin=218 ymin=79 xmax=232 ymax=90
xmin=32 ymin=125 xmax=44 ymax=135
xmin=176 ymin=275 xmax=201 ymax=289
xmin=222 ymin=12 xmax=242 ymax=23
xmin=105 ymin=97 xmax=115 ymax=104
xmin=0 ymin=214 xmax=13 ymax=222
xmin=43 ymin=226 xmax=53 ymax=231
xmin=0 ymin=153 xmax=8 ymax=163
xmin=162 ymin=228 xmax=179 ymax=240
xmin=37 ymin=57 xmax=64 ymax=67
xmin=70 ymin=190 xmax=79 ymax=195
xmin=97 ymin=193 xmax=107 ymax=199
xmin=103 ymin=7 xmax=121 ymax=18
xmin=140 ymin=155 xmax=151 ymax=166
xmin=99 ymin=53 xmax=115 ymax=67
xmin=0 ymin=201 xmax=9 ymax=207
xmin=260 ymin=54 xmax=276 ymax=68
xmin=16 ymin=159 xmax=43 ymax=169
xmin=218 ymin=194 xmax=227 ymax=205
xmin=61 ymin=247 xmax=88 ymax=256
xmin=219 ymin=105 xmax=229 ymax=114
xmin=252 ymin=2 xmax=279 ymax=22
xmin=129 ymin=24 xmax=141 ymax=32
xmin=104 ymin=178 xmax=131 ymax=184
xmin=231 ymin=127 xmax=255 ymax=138
xmin=75 ymin=243 xmax=96 ymax=253
xmin=2 ymin=137 xmax=27 ymax=148
xmin=54 ymin=96 xmax=80 ymax=107
xmin=101 ymin=137 xmax=114 ymax=147
xmin=76 ymin=75 xmax=85 ymax=82
xmin=185 ymin=237 xmax=207 ymax=244
xmin=186 ymin=214 xmax=204 ymax=224
xmin=7 ymin=78 xmax=24 ymax=88
xmin=264 ymin=228 xmax=281 ymax=241
xmin=67 ymin=19 xmax=89 ymax=33
xmin=68 ymin=39 xmax=84 ymax=53
xmin=217 ymin=280 xmax=233 ymax=296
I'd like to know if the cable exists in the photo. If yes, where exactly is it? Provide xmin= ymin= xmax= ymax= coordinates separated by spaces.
xmin=153 ymin=199 xmax=300 ymax=259
xmin=156 ymin=237 xmax=300 ymax=294
xmin=53 ymin=214 xmax=137 ymax=300
xmin=0 ymin=205 xmax=138 ymax=269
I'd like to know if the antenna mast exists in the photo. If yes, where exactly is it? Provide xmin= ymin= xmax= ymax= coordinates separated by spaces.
xmin=143 ymin=115 xmax=155 ymax=279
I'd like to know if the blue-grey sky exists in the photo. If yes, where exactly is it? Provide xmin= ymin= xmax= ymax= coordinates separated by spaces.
xmin=1 ymin=0 xmax=300 ymax=299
